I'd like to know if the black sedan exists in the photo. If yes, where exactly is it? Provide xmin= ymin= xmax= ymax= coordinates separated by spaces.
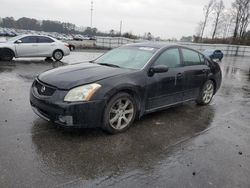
xmin=30 ymin=43 xmax=222 ymax=134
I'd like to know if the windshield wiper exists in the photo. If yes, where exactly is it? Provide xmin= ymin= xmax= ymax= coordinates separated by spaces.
xmin=97 ymin=63 xmax=121 ymax=68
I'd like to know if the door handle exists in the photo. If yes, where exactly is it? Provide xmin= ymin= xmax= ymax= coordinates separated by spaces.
xmin=175 ymin=73 xmax=183 ymax=85
xmin=176 ymin=73 xmax=183 ymax=79
xmin=202 ymin=69 xmax=207 ymax=73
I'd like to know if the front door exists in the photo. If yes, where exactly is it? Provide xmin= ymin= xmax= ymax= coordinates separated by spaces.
xmin=146 ymin=48 xmax=185 ymax=111
xmin=15 ymin=36 xmax=38 ymax=57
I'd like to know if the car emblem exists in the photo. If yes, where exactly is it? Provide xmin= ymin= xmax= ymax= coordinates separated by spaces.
xmin=41 ymin=86 xmax=46 ymax=93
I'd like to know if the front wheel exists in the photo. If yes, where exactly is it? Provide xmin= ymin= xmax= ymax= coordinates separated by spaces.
xmin=53 ymin=50 xmax=64 ymax=61
xmin=102 ymin=93 xmax=137 ymax=134
xmin=196 ymin=80 xmax=215 ymax=105
xmin=1 ymin=49 xmax=14 ymax=61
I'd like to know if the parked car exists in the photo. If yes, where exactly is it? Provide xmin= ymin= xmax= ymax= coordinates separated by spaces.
xmin=0 ymin=34 xmax=70 ymax=61
xmin=203 ymin=49 xmax=224 ymax=61
xmin=30 ymin=43 xmax=222 ymax=134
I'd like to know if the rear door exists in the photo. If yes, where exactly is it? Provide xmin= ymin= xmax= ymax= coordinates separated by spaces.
xmin=15 ymin=36 xmax=38 ymax=57
xmin=36 ymin=36 xmax=55 ymax=56
xmin=146 ymin=48 xmax=185 ymax=110
xmin=180 ymin=48 xmax=210 ymax=100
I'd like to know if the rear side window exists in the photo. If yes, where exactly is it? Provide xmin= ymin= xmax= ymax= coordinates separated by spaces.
xmin=182 ymin=48 xmax=204 ymax=65
xmin=38 ymin=36 xmax=54 ymax=43
xmin=154 ymin=48 xmax=181 ymax=68
xmin=19 ymin=36 xmax=37 ymax=43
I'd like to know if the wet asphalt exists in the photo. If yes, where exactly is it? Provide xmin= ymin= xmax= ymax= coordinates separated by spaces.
xmin=0 ymin=51 xmax=250 ymax=188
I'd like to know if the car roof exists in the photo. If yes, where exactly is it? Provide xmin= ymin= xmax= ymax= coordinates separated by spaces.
xmin=125 ymin=42 xmax=178 ymax=49
xmin=124 ymin=42 xmax=202 ymax=52
xmin=16 ymin=34 xmax=54 ymax=38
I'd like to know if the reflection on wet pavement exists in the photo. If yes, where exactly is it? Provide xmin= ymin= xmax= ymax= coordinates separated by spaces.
xmin=0 ymin=53 xmax=250 ymax=188
xmin=31 ymin=103 xmax=214 ymax=181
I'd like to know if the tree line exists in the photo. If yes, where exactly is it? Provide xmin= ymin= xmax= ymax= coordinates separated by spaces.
xmin=195 ymin=0 xmax=250 ymax=45
xmin=0 ymin=17 xmax=144 ymax=39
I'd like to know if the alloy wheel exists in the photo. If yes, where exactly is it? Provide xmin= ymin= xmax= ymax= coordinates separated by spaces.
xmin=109 ymin=98 xmax=134 ymax=130
xmin=54 ymin=51 xmax=63 ymax=61
xmin=202 ymin=82 xmax=214 ymax=104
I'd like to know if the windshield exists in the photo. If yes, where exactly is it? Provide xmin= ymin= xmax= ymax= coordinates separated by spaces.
xmin=7 ymin=35 xmax=22 ymax=42
xmin=95 ymin=46 xmax=157 ymax=70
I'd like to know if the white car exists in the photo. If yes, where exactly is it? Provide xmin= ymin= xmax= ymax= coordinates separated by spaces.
xmin=0 ymin=34 xmax=70 ymax=61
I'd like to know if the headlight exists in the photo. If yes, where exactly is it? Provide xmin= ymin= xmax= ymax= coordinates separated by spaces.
xmin=64 ymin=83 xmax=101 ymax=102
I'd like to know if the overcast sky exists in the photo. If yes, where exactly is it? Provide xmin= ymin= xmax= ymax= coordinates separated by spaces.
xmin=0 ymin=0 xmax=234 ymax=39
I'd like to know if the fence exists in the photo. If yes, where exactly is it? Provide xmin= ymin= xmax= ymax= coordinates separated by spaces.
xmin=96 ymin=37 xmax=250 ymax=57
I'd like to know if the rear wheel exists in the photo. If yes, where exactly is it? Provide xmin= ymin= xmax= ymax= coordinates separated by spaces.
xmin=69 ymin=45 xmax=75 ymax=51
xmin=196 ymin=80 xmax=215 ymax=105
xmin=102 ymin=92 xmax=137 ymax=134
xmin=53 ymin=50 xmax=63 ymax=61
xmin=1 ymin=49 xmax=14 ymax=61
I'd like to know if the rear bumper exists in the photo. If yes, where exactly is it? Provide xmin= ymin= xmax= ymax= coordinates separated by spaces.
xmin=63 ymin=48 xmax=70 ymax=56
xmin=30 ymin=89 xmax=105 ymax=128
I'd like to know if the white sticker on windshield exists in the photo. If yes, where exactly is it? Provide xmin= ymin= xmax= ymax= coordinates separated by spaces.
xmin=139 ymin=47 xmax=155 ymax=51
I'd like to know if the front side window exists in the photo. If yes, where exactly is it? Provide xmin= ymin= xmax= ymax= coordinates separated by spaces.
xmin=95 ymin=47 xmax=157 ymax=70
xmin=182 ymin=48 xmax=203 ymax=65
xmin=19 ymin=36 xmax=37 ymax=43
xmin=154 ymin=48 xmax=181 ymax=68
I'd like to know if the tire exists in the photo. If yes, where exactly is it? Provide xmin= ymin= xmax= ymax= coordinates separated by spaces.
xmin=1 ymin=49 xmax=14 ymax=61
xmin=45 ymin=57 xmax=53 ymax=62
xmin=53 ymin=50 xmax=64 ymax=61
xmin=69 ymin=45 xmax=75 ymax=51
xmin=196 ymin=80 xmax=215 ymax=105
xmin=102 ymin=92 xmax=137 ymax=134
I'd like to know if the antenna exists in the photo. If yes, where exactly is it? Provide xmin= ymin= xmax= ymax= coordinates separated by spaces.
xmin=90 ymin=0 xmax=93 ymax=28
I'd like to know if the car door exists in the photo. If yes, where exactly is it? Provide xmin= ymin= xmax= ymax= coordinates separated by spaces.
xmin=36 ymin=36 xmax=55 ymax=56
xmin=180 ymin=48 xmax=210 ymax=100
xmin=146 ymin=48 xmax=185 ymax=111
xmin=15 ymin=36 xmax=38 ymax=57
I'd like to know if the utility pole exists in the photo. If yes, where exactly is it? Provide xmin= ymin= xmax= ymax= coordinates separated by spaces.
xmin=90 ymin=0 xmax=93 ymax=28
xmin=119 ymin=20 xmax=122 ymax=36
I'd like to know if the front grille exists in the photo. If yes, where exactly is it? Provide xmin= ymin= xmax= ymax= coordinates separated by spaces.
xmin=34 ymin=80 xmax=56 ymax=96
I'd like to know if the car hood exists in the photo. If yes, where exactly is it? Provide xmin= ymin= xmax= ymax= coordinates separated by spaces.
xmin=38 ymin=62 xmax=134 ymax=90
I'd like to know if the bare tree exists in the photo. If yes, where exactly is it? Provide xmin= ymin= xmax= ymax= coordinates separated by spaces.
xmin=212 ymin=0 xmax=225 ymax=39
xmin=239 ymin=1 xmax=250 ymax=38
xmin=200 ymin=0 xmax=215 ymax=41
xmin=196 ymin=21 xmax=204 ymax=37
xmin=232 ymin=0 xmax=250 ymax=39
xmin=109 ymin=29 xmax=115 ymax=36
xmin=221 ymin=10 xmax=234 ymax=39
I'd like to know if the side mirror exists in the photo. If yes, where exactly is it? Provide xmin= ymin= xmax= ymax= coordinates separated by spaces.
xmin=15 ymin=40 xmax=22 ymax=44
xmin=148 ymin=65 xmax=169 ymax=76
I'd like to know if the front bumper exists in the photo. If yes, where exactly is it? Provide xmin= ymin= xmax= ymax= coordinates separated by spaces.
xmin=30 ymin=85 xmax=105 ymax=128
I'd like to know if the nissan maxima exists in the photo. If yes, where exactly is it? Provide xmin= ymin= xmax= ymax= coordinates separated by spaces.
xmin=30 ymin=43 xmax=222 ymax=134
